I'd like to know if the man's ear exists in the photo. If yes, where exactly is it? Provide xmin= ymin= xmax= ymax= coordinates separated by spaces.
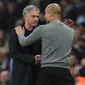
xmin=50 ymin=12 xmax=53 ymax=17
xmin=24 ymin=15 xmax=27 ymax=21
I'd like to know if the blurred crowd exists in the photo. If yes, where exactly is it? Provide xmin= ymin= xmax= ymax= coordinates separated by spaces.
xmin=0 ymin=0 xmax=85 ymax=85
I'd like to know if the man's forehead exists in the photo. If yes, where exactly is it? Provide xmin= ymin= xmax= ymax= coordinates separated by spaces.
xmin=28 ymin=10 xmax=39 ymax=15
xmin=28 ymin=11 xmax=39 ymax=17
xmin=45 ymin=7 xmax=51 ymax=13
xmin=29 ymin=9 xmax=39 ymax=13
xmin=27 ymin=10 xmax=39 ymax=15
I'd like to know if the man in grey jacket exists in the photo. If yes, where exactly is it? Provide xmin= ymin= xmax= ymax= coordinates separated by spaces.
xmin=15 ymin=3 xmax=75 ymax=85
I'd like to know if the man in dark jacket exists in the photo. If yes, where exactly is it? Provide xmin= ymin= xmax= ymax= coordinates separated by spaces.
xmin=9 ymin=5 xmax=41 ymax=85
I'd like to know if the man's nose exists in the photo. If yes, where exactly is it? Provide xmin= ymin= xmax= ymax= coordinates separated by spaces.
xmin=35 ymin=17 xmax=38 ymax=21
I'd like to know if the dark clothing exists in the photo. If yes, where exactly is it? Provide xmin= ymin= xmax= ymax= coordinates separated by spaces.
xmin=71 ymin=46 xmax=85 ymax=64
xmin=36 ymin=67 xmax=74 ymax=85
xmin=9 ymin=28 xmax=41 ymax=85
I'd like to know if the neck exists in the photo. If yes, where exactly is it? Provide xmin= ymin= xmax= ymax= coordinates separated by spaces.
xmin=24 ymin=21 xmax=33 ymax=31
xmin=51 ymin=15 xmax=61 ymax=22
xmin=52 ymin=19 xmax=61 ymax=22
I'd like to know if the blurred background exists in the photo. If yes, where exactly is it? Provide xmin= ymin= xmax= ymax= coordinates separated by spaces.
xmin=0 ymin=0 xmax=85 ymax=85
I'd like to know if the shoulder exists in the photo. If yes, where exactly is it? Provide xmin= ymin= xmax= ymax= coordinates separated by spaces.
xmin=34 ymin=25 xmax=45 ymax=32
xmin=10 ymin=28 xmax=16 ymax=33
xmin=36 ymin=24 xmax=51 ymax=30
xmin=69 ymin=26 xmax=75 ymax=34
xmin=10 ymin=28 xmax=17 ymax=37
xmin=37 ymin=24 xmax=45 ymax=28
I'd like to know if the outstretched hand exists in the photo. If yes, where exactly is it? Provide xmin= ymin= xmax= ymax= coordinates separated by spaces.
xmin=63 ymin=19 xmax=74 ymax=27
xmin=15 ymin=26 xmax=25 ymax=34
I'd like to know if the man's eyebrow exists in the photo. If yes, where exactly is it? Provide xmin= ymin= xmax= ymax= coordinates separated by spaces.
xmin=31 ymin=15 xmax=39 ymax=17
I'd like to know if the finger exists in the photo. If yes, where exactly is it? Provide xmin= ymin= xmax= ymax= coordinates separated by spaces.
xmin=68 ymin=19 xmax=74 ymax=23
xmin=15 ymin=26 xmax=21 ymax=29
xmin=15 ymin=27 xmax=18 ymax=30
xmin=18 ymin=26 xmax=22 ymax=28
xmin=36 ymin=56 xmax=40 ymax=58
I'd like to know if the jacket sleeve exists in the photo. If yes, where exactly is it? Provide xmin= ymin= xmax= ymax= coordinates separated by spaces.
xmin=9 ymin=29 xmax=35 ymax=65
xmin=17 ymin=26 xmax=42 ymax=47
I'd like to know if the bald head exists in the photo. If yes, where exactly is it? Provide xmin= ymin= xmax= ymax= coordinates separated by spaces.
xmin=46 ymin=3 xmax=61 ymax=16
xmin=44 ymin=3 xmax=61 ymax=23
